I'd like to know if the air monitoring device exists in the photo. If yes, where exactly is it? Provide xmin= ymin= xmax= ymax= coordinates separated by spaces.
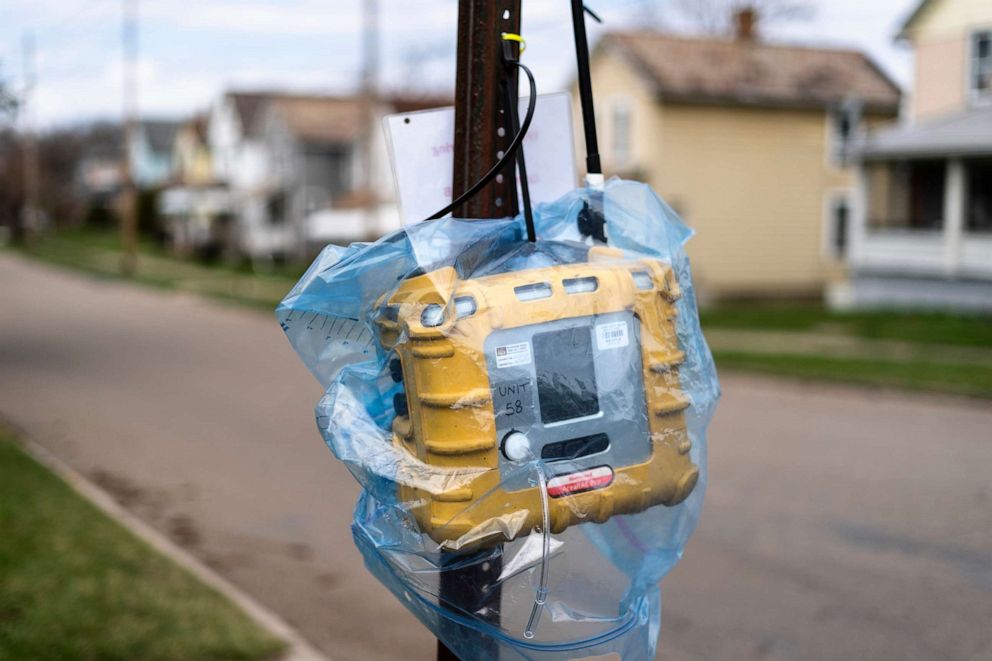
xmin=377 ymin=247 xmax=698 ymax=549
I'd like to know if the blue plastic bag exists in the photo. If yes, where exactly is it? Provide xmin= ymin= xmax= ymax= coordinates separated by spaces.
xmin=279 ymin=179 xmax=720 ymax=659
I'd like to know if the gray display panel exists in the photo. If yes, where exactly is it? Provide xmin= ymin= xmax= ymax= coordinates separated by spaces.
xmin=485 ymin=311 xmax=651 ymax=492
xmin=533 ymin=327 xmax=599 ymax=424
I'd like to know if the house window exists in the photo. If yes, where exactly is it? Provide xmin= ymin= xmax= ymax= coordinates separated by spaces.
xmin=906 ymin=160 xmax=946 ymax=230
xmin=827 ymin=195 xmax=850 ymax=259
xmin=267 ymin=192 xmax=287 ymax=225
xmin=867 ymin=160 xmax=945 ymax=231
xmin=966 ymin=158 xmax=992 ymax=232
xmin=830 ymin=101 xmax=861 ymax=165
xmin=611 ymin=100 xmax=632 ymax=168
xmin=972 ymin=31 xmax=992 ymax=101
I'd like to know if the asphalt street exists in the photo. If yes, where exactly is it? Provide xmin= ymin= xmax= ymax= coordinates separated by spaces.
xmin=1 ymin=253 xmax=990 ymax=661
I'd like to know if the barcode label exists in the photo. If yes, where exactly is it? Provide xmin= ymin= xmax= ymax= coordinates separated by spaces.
xmin=595 ymin=321 xmax=629 ymax=351
xmin=495 ymin=341 xmax=532 ymax=368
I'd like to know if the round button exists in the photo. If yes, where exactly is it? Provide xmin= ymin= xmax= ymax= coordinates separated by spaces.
xmin=502 ymin=432 xmax=532 ymax=462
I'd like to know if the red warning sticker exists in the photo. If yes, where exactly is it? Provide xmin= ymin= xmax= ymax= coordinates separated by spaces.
xmin=547 ymin=466 xmax=614 ymax=498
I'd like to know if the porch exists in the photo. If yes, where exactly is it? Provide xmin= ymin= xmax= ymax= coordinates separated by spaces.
xmin=836 ymin=108 xmax=992 ymax=311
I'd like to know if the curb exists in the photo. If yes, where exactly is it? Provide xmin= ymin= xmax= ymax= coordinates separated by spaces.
xmin=18 ymin=435 xmax=329 ymax=661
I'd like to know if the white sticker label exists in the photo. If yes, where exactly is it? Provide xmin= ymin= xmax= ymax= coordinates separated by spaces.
xmin=495 ymin=341 xmax=532 ymax=368
xmin=596 ymin=321 xmax=629 ymax=351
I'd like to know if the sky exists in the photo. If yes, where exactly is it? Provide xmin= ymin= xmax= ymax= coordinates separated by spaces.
xmin=1 ymin=0 xmax=922 ymax=129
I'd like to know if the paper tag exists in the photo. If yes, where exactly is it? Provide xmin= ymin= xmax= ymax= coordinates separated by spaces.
xmin=384 ymin=93 xmax=577 ymax=224
xmin=495 ymin=341 xmax=532 ymax=369
xmin=596 ymin=321 xmax=629 ymax=351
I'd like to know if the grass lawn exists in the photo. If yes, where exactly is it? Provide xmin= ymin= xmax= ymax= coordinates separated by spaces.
xmin=700 ymin=302 xmax=992 ymax=348
xmin=713 ymin=351 xmax=992 ymax=399
xmin=12 ymin=227 xmax=300 ymax=311
xmin=702 ymin=303 xmax=992 ymax=398
xmin=0 ymin=428 xmax=286 ymax=661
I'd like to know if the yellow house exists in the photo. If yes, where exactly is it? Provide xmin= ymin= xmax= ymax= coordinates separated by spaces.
xmin=172 ymin=115 xmax=214 ymax=186
xmin=159 ymin=115 xmax=231 ymax=257
xmin=579 ymin=27 xmax=901 ymax=300
xmin=900 ymin=0 xmax=992 ymax=121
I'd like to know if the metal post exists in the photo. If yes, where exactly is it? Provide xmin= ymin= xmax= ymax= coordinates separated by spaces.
xmin=451 ymin=0 xmax=521 ymax=219
xmin=120 ymin=0 xmax=139 ymax=275
xmin=361 ymin=0 xmax=380 ymax=240
xmin=20 ymin=32 xmax=39 ymax=248
xmin=438 ymin=2 xmax=521 ymax=658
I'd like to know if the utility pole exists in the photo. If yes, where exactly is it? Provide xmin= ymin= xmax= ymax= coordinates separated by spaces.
xmin=361 ymin=0 xmax=380 ymax=239
xmin=437 ymin=4 xmax=521 ymax=659
xmin=120 ymin=0 xmax=139 ymax=275
xmin=20 ymin=32 xmax=40 ymax=248
xmin=450 ymin=0 xmax=521 ymax=220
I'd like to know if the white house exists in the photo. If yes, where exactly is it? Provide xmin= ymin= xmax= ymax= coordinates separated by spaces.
xmin=839 ymin=0 xmax=992 ymax=311
xmin=207 ymin=90 xmax=444 ymax=262
xmin=206 ymin=92 xmax=280 ymax=260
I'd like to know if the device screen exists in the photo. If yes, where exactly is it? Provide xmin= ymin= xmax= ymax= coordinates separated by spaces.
xmin=533 ymin=327 xmax=600 ymax=424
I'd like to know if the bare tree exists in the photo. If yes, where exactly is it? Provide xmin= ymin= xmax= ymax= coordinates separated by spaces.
xmin=671 ymin=0 xmax=816 ymax=37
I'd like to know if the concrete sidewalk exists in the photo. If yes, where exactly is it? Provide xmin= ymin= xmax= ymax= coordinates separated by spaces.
xmin=2 ymin=252 xmax=990 ymax=661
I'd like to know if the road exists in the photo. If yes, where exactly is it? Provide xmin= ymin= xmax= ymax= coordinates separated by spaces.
xmin=1 ymin=252 xmax=990 ymax=661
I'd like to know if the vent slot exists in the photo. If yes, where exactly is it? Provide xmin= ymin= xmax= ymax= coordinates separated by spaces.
xmin=514 ymin=282 xmax=552 ymax=301
xmin=540 ymin=433 xmax=610 ymax=462
xmin=454 ymin=296 xmax=477 ymax=318
xmin=563 ymin=276 xmax=598 ymax=294
xmin=631 ymin=270 xmax=654 ymax=291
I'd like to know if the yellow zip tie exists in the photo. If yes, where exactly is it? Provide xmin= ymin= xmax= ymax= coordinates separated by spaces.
xmin=501 ymin=32 xmax=526 ymax=54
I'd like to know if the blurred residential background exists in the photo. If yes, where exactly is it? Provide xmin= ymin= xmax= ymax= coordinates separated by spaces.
xmin=1 ymin=0 xmax=990 ymax=309
xmin=1 ymin=1 xmax=991 ymax=661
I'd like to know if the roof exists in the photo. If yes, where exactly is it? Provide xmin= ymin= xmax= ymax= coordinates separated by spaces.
xmin=228 ymin=90 xmax=449 ymax=142
xmin=267 ymin=96 xmax=366 ymax=144
xmin=140 ymin=120 xmax=181 ymax=154
xmin=858 ymin=105 xmax=992 ymax=159
xmin=601 ymin=31 xmax=902 ymax=113
xmin=227 ymin=92 xmax=273 ymax=135
xmin=255 ymin=93 xmax=450 ymax=145
xmin=187 ymin=113 xmax=209 ymax=142
xmin=389 ymin=94 xmax=451 ymax=114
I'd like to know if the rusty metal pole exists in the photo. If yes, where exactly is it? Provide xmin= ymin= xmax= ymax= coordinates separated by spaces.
xmin=20 ymin=33 xmax=40 ymax=249
xmin=120 ymin=0 xmax=139 ymax=275
xmin=438 ymin=3 xmax=521 ymax=659
xmin=451 ymin=0 xmax=521 ymax=219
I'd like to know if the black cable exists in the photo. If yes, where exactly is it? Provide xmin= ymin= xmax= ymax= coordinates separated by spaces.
xmin=569 ymin=1 xmax=608 ymax=244
xmin=571 ymin=0 xmax=601 ymax=176
xmin=583 ymin=3 xmax=603 ymax=23
xmin=500 ymin=41 xmax=536 ymax=242
xmin=506 ymin=85 xmax=536 ymax=242
xmin=426 ymin=62 xmax=538 ymax=221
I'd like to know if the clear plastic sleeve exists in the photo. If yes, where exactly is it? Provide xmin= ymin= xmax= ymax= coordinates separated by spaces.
xmin=278 ymin=179 xmax=720 ymax=659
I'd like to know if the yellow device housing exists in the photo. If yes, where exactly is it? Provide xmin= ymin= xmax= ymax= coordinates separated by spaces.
xmin=376 ymin=249 xmax=698 ymax=551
